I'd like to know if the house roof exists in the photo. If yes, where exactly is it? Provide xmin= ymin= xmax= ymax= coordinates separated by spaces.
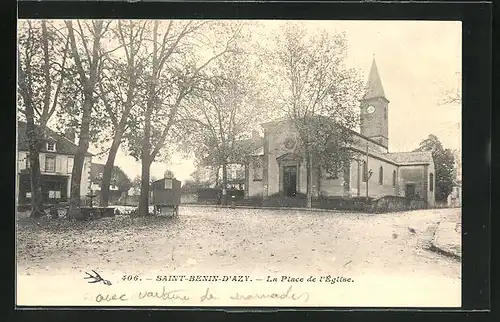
xmin=261 ymin=115 xmax=389 ymax=151
xmin=385 ymin=151 xmax=433 ymax=165
xmin=258 ymin=115 xmax=434 ymax=166
xmin=17 ymin=121 xmax=93 ymax=157
xmin=90 ymin=162 xmax=131 ymax=191
xmin=363 ymin=58 xmax=387 ymax=100
xmin=90 ymin=163 xmax=129 ymax=182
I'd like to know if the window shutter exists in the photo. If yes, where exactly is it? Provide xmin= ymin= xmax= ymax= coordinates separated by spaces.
xmin=39 ymin=154 xmax=46 ymax=172
xmin=55 ymin=156 xmax=62 ymax=173
xmin=67 ymin=157 xmax=74 ymax=174
xmin=18 ymin=154 xmax=26 ymax=171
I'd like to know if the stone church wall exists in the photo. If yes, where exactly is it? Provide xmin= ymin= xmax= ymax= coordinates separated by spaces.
xmin=398 ymin=165 xmax=426 ymax=199
xmin=247 ymin=156 xmax=265 ymax=197
xmin=265 ymin=121 xmax=300 ymax=197
xmin=348 ymin=154 xmax=398 ymax=198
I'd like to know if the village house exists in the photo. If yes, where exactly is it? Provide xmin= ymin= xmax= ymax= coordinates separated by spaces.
xmin=244 ymin=59 xmax=436 ymax=207
xmin=16 ymin=121 xmax=93 ymax=206
xmin=191 ymin=131 xmax=263 ymax=190
xmin=90 ymin=163 xmax=132 ymax=204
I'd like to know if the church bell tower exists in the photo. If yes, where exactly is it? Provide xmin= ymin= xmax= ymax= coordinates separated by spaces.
xmin=360 ymin=58 xmax=389 ymax=149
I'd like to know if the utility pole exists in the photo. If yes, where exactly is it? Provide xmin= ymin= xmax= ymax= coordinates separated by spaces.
xmin=357 ymin=160 xmax=361 ymax=197
xmin=365 ymin=144 xmax=369 ymax=198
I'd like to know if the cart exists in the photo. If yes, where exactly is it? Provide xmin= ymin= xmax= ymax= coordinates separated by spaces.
xmin=151 ymin=177 xmax=181 ymax=217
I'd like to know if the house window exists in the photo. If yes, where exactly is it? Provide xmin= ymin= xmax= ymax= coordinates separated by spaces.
xmin=46 ymin=142 xmax=56 ymax=152
xmin=430 ymin=173 xmax=434 ymax=192
xmin=362 ymin=161 xmax=367 ymax=182
xmin=379 ymin=166 xmax=383 ymax=185
xmin=45 ymin=155 xmax=56 ymax=173
xmin=67 ymin=157 xmax=74 ymax=174
xmin=392 ymin=170 xmax=396 ymax=187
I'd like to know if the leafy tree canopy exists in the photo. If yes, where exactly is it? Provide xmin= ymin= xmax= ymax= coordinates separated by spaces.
xmin=414 ymin=134 xmax=456 ymax=202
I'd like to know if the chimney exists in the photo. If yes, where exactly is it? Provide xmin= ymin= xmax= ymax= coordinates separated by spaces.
xmin=65 ymin=128 xmax=76 ymax=144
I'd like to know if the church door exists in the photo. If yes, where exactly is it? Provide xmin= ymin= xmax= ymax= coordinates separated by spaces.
xmin=405 ymin=183 xmax=416 ymax=199
xmin=283 ymin=166 xmax=297 ymax=197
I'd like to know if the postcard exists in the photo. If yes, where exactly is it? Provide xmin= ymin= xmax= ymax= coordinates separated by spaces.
xmin=16 ymin=19 xmax=462 ymax=308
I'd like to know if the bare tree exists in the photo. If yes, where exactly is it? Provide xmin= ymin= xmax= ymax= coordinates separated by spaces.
xmin=440 ymin=89 xmax=461 ymax=105
xmin=123 ymin=20 xmax=243 ymax=216
xmin=64 ymin=20 xmax=113 ymax=219
xmin=439 ymin=71 xmax=462 ymax=106
xmin=97 ymin=20 xmax=149 ymax=207
xmin=267 ymin=23 xmax=363 ymax=207
xmin=181 ymin=46 xmax=266 ymax=205
xmin=17 ymin=20 xmax=70 ymax=217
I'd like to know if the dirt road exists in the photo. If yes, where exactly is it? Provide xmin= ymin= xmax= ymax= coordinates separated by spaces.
xmin=16 ymin=206 xmax=461 ymax=307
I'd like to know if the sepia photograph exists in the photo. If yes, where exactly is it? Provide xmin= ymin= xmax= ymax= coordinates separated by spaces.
xmin=16 ymin=19 xmax=462 ymax=307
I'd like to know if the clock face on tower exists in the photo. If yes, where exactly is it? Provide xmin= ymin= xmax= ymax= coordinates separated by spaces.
xmin=367 ymin=105 xmax=376 ymax=114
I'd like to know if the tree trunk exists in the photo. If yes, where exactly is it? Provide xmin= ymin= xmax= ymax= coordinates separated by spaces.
xmin=26 ymin=117 xmax=45 ymax=218
xmin=222 ymin=161 xmax=228 ymax=206
xmin=139 ymin=97 xmax=152 ymax=217
xmin=18 ymin=48 xmax=45 ymax=218
xmin=316 ymin=166 xmax=321 ymax=198
xmin=215 ymin=165 xmax=221 ymax=187
xmin=138 ymin=156 xmax=151 ymax=217
xmin=65 ymin=20 xmax=105 ymax=220
xmin=100 ymin=138 xmax=121 ymax=207
xmin=68 ymin=93 xmax=92 ymax=220
xmin=306 ymin=149 xmax=312 ymax=208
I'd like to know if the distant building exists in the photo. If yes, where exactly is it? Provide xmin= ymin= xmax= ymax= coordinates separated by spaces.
xmin=16 ymin=121 xmax=93 ymax=205
xmin=217 ymin=164 xmax=245 ymax=189
xmin=190 ymin=166 xmax=217 ymax=186
xmin=90 ymin=163 xmax=131 ymax=203
xmin=448 ymin=180 xmax=461 ymax=208
xmin=449 ymin=149 xmax=462 ymax=207
xmin=192 ymin=131 xmax=262 ymax=190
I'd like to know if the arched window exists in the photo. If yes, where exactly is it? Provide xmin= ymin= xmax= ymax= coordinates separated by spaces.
xmin=379 ymin=166 xmax=383 ymax=185
xmin=362 ymin=161 xmax=367 ymax=182
xmin=429 ymin=173 xmax=434 ymax=192
xmin=392 ymin=170 xmax=397 ymax=187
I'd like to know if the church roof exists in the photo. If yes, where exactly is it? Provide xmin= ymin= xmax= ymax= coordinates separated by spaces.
xmin=364 ymin=58 xmax=387 ymax=100
xmin=385 ymin=151 xmax=433 ymax=165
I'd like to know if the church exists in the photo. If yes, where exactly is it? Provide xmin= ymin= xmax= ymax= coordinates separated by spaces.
xmin=244 ymin=59 xmax=436 ymax=207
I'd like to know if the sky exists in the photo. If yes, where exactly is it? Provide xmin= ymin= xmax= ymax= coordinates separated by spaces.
xmin=88 ymin=20 xmax=462 ymax=183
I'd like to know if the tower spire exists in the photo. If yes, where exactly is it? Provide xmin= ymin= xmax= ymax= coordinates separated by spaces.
xmin=364 ymin=57 xmax=387 ymax=100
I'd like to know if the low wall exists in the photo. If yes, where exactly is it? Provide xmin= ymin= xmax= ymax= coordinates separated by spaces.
xmin=196 ymin=188 xmax=245 ymax=204
xmin=368 ymin=195 xmax=427 ymax=213
xmin=179 ymin=194 xmax=427 ymax=213
xmin=313 ymin=196 xmax=374 ymax=212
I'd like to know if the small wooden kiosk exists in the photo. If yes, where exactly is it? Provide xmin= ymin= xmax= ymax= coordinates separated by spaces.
xmin=151 ymin=176 xmax=181 ymax=217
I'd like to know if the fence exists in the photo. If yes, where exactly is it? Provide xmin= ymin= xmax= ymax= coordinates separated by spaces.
xmin=180 ymin=193 xmax=429 ymax=213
